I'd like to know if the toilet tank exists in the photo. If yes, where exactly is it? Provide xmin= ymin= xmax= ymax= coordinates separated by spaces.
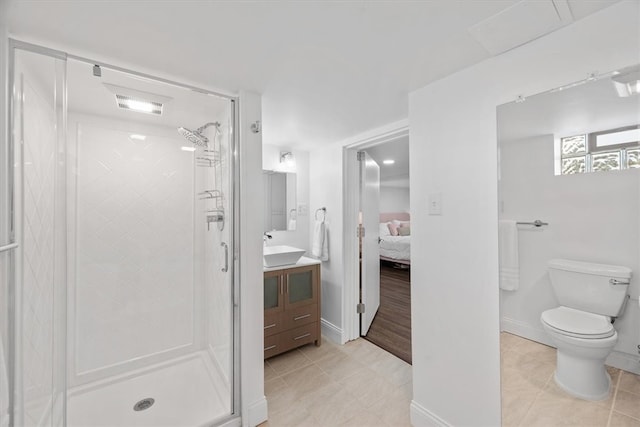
xmin=548 ymin=259 xmax=632 ymax=316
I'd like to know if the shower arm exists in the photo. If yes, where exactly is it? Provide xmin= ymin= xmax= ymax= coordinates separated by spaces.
xmin=196 ymin=122 xmax=220 ymax=134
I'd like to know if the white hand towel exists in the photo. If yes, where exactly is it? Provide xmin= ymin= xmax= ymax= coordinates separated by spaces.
xmin=312 ymin=220 xmax=329 ymax=261
xmin=499 ymin=220 xmax=519 ymax=291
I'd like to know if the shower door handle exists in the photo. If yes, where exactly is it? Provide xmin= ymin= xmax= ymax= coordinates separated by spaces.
xmin=0 ymin=242 xmax=18 ymax=253
xmin=221 ymin=242 xmax=228 ymax=273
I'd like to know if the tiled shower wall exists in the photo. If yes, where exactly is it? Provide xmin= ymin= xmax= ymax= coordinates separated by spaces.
xmin=69 ymin=114 xmax=199 ymax=384
xmin=19 ymin=60 xmax=57 ymax=426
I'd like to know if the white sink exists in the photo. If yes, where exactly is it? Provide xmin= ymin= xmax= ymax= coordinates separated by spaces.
xmin=263 ymin=245 xmax=306 ymax=267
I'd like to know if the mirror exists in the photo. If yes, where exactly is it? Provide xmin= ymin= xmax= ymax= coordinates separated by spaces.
xmin=497 ymin=65 xmax=639 ymax=422
xmin=263 ymin=170 xmax=297 ymax=232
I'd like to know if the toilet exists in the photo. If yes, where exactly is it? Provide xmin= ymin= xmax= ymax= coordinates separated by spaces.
xmin=541 ymin=259 xmax=631 ymax=401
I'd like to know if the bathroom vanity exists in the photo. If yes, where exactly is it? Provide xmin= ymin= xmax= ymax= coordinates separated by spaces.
xmin=263 ymin=257 xmax=321 ymax=358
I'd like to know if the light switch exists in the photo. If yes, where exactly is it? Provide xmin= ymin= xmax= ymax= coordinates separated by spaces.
xmin=428 ymin=193 xmax=442 ymax=215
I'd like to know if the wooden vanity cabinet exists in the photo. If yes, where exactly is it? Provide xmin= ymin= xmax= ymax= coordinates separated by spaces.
xmin=263 ymin=262 xmax=321 ymax=359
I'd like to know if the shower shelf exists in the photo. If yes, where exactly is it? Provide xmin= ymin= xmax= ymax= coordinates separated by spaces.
xmin=196 ymin=151 xmax=221 ymax=167
xmin=190 ymin=124 xmax=225 ymax=231
xmin=199 ymin=190 xmax=222 ymax=200
xmin=196 ymin=158 xmax=220 ymax=167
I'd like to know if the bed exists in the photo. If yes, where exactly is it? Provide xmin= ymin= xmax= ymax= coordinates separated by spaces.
xmin=379 ymin=212 xmax=411 ymax=265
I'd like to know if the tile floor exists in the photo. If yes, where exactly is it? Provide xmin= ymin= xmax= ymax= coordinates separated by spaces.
xmin=261 ymin=337 xmax=412 ymax=426
xmin=260 ymin=333 xmax=640 ymax=426
xmin=501 ymin=332 xmax=640 ymax=427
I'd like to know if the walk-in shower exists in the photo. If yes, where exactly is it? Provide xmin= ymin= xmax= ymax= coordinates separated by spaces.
xmin=1 ymin=41 xmax=239 ymax=426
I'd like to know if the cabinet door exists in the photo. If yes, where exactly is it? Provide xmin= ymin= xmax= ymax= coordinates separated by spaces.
xmin=264 ymin=270 xmax=284 ymax=316
xmin=284 ymin=265 xmax=319 ymax=310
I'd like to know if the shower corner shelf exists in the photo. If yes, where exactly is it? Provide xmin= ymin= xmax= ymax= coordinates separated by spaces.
xmin=199 ymin=190 xmax=222 ymax=200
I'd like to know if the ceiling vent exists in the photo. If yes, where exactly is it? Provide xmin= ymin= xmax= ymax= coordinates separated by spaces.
xmin=115 ymin=94 xmax=163 ymax=115
xmin=103 ymin=83 xmax=172 ymax=115
xmin=468 ymin=0 xmax=574 ymax=56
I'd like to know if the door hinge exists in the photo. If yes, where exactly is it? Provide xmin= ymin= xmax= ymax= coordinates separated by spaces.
xmin=357 ymin=303 xmax=365 ymax=314
xmin=358 ymin=226 xmax=365 ymax=238
xmin=357 ymin=151 xmax=365 ymax=161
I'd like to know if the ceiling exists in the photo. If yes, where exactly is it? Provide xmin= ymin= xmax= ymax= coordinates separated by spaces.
xmin=366 ymin=137 xmax=410 ymax=188
xmin=6 ymin=0 xmax=620 ymax=150
xmin=64 ymin=58 xmax=230 ymax=132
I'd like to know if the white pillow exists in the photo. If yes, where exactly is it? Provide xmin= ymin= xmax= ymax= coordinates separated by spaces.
xmin=379 ymin=222 xmax=391 ymax=237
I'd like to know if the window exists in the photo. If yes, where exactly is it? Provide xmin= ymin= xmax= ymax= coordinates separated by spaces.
xmin=559 ymin=125 xmax=640 ymax=175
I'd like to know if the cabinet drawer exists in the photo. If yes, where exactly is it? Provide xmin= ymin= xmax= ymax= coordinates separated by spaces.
xmin=282 ymin=304 xmax=318 ymax=329
xmin=264 ymin=312 xmax=284 ymax=337
xmin=264 ymin=334 xmax=281 ymax=359
xmin=282 ymin=323 xmax=318 ymax=350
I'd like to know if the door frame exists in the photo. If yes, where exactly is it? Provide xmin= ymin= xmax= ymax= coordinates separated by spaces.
xmin=342 ymin=123 xmax=409 ymax=343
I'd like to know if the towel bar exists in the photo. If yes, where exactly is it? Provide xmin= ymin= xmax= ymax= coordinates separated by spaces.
xmin=516 ymin=220 xmax=548 ymax=227
xmin=0 ymin=242 xmax=18 ymax=253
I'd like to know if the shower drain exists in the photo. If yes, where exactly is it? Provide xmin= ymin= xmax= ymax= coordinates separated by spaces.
xmin=133 ymin=398 xmax=155 ymax=412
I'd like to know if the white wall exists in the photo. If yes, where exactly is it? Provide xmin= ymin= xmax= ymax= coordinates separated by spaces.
xmin=0 ymin=7 xmax=10 ymax=426
xmin=380 ymin=186 xmax=409 ymax=213
xmin=408 ymin=3 xmax=640 ymax=426
xmin=500 ymin=134 xmax=640 ymax=372
xmin=262 ymin=144 xmax=310 ymax=252
xmin=239 ymin=91 xmax=268 ymax=427
xmin=309 ymin=142 xmax=344 ymax=335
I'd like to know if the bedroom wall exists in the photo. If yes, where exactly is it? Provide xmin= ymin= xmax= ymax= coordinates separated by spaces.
xmin=263 ymin=143 xmax=310 ymax=252
xmin=380 ymin=186 xmax=409 ymax=213
xmin=500 ymin=134 xmax=640 ymax=372
xmin=408 ymin=2 xmax=640 ymax=426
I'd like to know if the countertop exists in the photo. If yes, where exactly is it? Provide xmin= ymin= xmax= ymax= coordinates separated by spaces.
xmin=263 ymin=255 xmax=321 ymax=272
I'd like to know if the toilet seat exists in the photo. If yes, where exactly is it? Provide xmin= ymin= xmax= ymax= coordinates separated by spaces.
xmin=541 ymin=306 xmax=614 ymax=339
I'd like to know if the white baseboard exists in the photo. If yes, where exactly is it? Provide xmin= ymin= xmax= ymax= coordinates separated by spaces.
xmin=321 ymin=318 xmax=343 ymax=344
xmin=218 ymin=416 xmax=241 ymax=427
xmin=501 ymin=316 xmax=554 ymax=347
xmin=607 ymin=350 xmax=640 ymax=375
xmin=245 ymin=396 xmax=268 ymax=427
xmin=410 ymin=400 xmax=451 ymax=427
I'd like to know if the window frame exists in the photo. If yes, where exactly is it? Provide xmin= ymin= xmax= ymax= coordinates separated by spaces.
xmin=588 ymin=124 xmax=640 ymax=153
xmin=559 ymin=124 xmax=640 ymax=175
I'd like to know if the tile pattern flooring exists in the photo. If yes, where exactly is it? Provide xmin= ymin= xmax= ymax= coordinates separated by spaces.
xmin=261 ymin=337 xmax=412 ymax=426
xmin=501 ymin=332 xmax=640 ymax=427
xmin=261 ymin=333 xmax=640 ymax=426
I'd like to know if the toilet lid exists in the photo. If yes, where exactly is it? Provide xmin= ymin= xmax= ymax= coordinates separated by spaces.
xmin=541 ymin=306 xmax=615 ymax=339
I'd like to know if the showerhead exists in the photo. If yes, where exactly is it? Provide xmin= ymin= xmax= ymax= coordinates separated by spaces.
xmin=178 ymin=127 xmax=209 ymax=146
xmin=177 ymin=122 xmax=220 ymax=147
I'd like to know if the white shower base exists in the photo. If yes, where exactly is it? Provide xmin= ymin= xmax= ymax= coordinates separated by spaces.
xmin=67 ymin=351 xmax=230 ymax=427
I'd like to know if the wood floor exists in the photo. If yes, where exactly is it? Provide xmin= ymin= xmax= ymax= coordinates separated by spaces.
xmin=364 ymin=261 xmax=412 ymax=364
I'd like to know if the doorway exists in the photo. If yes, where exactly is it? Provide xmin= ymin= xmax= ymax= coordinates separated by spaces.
xmin=343 ymin=126 xmax=411 ymax=363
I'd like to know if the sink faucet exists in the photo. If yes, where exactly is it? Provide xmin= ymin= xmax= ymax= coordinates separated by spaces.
xmin=263 ymin=232 xmax=273 ymax=246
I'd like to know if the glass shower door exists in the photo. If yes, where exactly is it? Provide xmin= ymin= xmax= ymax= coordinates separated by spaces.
xmin=8 ymin=42 xmax=238 ymax=427
xmin=64 ymin=59 xmax=236 ymax=426
xmin=11 ymin=45 xmax=68 ymax=427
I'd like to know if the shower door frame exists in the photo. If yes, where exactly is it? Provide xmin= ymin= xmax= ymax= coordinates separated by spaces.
xmin=7 ymin=39 xmax=242 ymax=426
